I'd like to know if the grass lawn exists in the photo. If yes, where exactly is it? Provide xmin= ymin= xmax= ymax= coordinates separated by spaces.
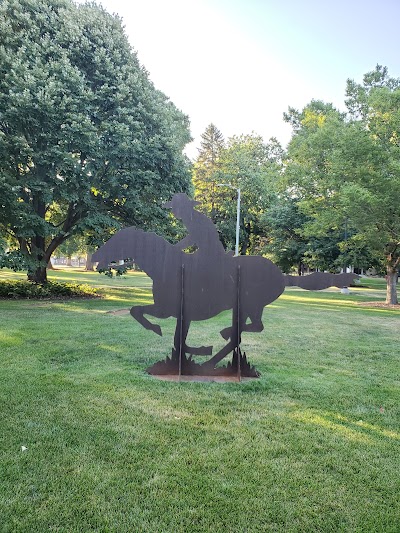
xmin=0 ymin=268 xmax=399 ymax=532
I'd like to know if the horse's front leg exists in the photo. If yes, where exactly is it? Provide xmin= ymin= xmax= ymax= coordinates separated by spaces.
xmin=185 ymin=344 xmax=213 ymax=356
xmin=220 ymin=306 xmax=264 ymax=340
xmin=220 ymin=325 xmax=233 ymax=341
xmin=130 ymin=304 xmax=170 ymax=336
xmin=173 ymin=318 xmax=190 ymax=355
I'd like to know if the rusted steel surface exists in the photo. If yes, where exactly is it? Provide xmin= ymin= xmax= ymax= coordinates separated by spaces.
xmin=284 ymin=272 xmax=358 ymax=290
xmin=92 ymin=193 xmax=359 ymax=378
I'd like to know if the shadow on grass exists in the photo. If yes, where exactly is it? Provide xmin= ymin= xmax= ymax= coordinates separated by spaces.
xmin=281 ymin=293 xmax=399 ymax=315
xmin=288 ymin=409 xmax=400 ymax=444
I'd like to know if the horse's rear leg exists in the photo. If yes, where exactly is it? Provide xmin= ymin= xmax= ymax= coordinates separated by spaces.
xmin=130 ymin=305 xmax=169 ymax=336
xmin=203 ymin=339 xmax=235 ymax=368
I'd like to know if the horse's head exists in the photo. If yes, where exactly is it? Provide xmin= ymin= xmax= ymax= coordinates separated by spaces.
xmin=92 ymin=226 xmax=172 ymax=278
xmin=92 ymin=242 xmax=117 ymax=272
xmin=92 ymin=227 xmax=140 ymax=271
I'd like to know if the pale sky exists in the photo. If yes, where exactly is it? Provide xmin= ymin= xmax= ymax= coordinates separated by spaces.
xmin=93 ymin=0 xmax=400 ymax=159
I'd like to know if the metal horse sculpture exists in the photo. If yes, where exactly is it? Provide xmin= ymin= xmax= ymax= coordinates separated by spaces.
xmin=92 ymin=194 xmax=358 ymax=379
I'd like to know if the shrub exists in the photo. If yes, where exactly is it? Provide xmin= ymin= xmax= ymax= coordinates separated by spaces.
xmin=0 ymin=280 xmax=99 ymax=299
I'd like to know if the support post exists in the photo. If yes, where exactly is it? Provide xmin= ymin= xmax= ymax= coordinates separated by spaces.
xmin=235 ymin=188 xmax=241 ymax=257
xmin=236 ymin=264 xmax=241 ymax=382
xmin=178 ymin=264 xmax=185 ymax=379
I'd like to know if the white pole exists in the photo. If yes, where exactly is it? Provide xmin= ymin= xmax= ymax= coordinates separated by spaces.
xmin=217 ymin=183 xmax=241 ymax=256
xmin=235 ymin=188 xmax=241 ymax=256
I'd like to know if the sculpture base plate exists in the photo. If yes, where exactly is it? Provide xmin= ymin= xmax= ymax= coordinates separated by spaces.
xmin=147 ymin=349 xmax=260 ymax=379
xmin=150 ymin=374 xmax=257 ymax=383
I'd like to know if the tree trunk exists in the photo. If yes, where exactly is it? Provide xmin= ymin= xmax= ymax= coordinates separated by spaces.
xmin=28 ymin=265 xmax=47 ymax=284
xmin=297 ymin=262 xmax=304 ymax=276
xmin=66 ymin=256 xmax=72 ymax=266
xmin=240 ymin=222 xmax=251 ymax=256
xmin=386 ymin=267 xmax=398 ymax=305
xmin=85 ymin=252 xmax=94 ymax=271
xmin=47 ymin=259 xmax=54 ymax=270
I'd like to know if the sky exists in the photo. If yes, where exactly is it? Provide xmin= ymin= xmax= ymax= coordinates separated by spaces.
xmin=93 ymin=0 xmax=400 ymax=159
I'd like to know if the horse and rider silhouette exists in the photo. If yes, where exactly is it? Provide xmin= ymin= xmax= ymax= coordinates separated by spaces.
xmin=92 ymin=193 xmax=358 ymax=373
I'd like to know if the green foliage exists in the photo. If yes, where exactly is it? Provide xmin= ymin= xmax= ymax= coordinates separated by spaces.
xmin=341 ymin=69 xmax=400 ymax=278
xmin=193 ymin=128 xmax=282 ymax=254
xmin=192 ymin=123 xmax=225 ymax=220
xmin=0 ymin=248 xmax=31 ymax=271
xmin=0 ymin=0 xmax=191 ymax=282
xmin=215 ymin=135 xmax=283 ymax=254
xmin=283 ymin=70 xmax=400 ymax=302
xmin=261 ymin=196 xmax=309 ymax=273
xmin=98 ymin=263 xmax=131 ymax=278
xmin=0 ymin=279 xmax=99 ymax=298
xmin=56 ymin=233 xmax=88 ymax=260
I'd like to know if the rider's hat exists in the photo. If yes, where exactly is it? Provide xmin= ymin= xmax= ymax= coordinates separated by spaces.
xmin=163 ymin=193 xmax=199 ymax=209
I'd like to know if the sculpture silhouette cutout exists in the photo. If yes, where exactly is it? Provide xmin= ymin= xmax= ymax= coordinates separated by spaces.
xmin=92 ymin=193 xmax=358 ymax=378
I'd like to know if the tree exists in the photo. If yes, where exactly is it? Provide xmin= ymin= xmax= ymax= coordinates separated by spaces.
xmin=213 ymin=135 xmax=282 ymax=254
xmin=261 ymin=195 xmax=310 ymax=274
xmin=343 ymin=66 xmax=400 ymax=303
xmin=56 ymin=233 xmax=86 ymax=267
xmin=193 ymin=132 xmax=282 ymax=254
xmin=261 ymin=194 xmax=371 ymax=275
xmin=0 ymin=0 xmax=192 ymax=283
xmin=279 ymin=102 xmax=348 ymax=274
xmin=284 ymin=69 xmax=400 ymax=304
xmin=192 ymin=124 xmax=225 ymax=221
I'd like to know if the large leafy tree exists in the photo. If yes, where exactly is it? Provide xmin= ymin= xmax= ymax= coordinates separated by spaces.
xmin=261 ymin=194 xmax=366 ymax=275
xmin=261 ymin=195 xmax=310 ymax=274
xmin=0 ymin=0 xmax=191 ymax=282
xmin=281 ymin=102 xmax=352 ymax=273
xmin=284 ymin=68 xmax=400 ymax=304
xmin=283 ymin=102 xmax=382 ymax=275
xmin=343 ymin=66 xmax=400 ymax=302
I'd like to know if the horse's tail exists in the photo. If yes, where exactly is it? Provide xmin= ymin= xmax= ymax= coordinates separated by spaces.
xmin=284 ymin=272 xmax=360 ymax=290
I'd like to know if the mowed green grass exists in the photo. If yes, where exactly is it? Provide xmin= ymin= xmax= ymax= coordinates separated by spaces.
xmin=0 ymin=268 xmax=399 ymax=532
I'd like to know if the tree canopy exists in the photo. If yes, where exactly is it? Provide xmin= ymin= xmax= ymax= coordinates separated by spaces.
xmin=192 ymin=123 xmax=225 ymax=222
xmin=0 ymin=0 xmax=192 ymax=282
xmin=193 ymin=128 xmax=282 ymax=254
xmin=283 ymin=67 xmax=400 ymax=303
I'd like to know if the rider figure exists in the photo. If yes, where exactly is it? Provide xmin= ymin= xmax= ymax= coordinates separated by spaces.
xmin=163 ymin=193 xmax=227 ymax=256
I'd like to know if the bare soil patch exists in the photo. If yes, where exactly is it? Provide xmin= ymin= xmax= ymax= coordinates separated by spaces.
xmin=107 ymin=308 xmax=131 ymax=316
xmin=357 ymin=301 xmax=400 ymax=310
